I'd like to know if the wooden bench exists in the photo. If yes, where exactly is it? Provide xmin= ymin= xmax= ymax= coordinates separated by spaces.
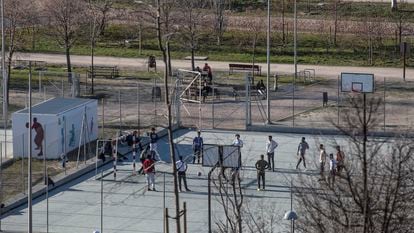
xmin=87 ymin=66 xmax=119 ymax=79
xmin=184 ymin=56 xmax=209 ymax=61
xmin=229 ymin=64 xmax=261 ymax=76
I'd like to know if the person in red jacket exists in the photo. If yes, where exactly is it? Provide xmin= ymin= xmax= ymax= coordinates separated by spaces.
xmin=203 ymin=63 xmax=213 ymax=83
xmin=143 ymin=154 xmax=156 ymax=191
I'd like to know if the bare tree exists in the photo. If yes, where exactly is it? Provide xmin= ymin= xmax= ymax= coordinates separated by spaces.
xmin=210 ymin=0 xmax=227 ymax=46
xmin=213 ymin=168 xmax=243 ymax=233
xmin=243 ymin=200 xmax=281 ymax=233
xmin=88 ymin=0 xmax=113 ymax=94
xmin=152 ymin=0 xmax=182 ymax=232
xmin=331 ymin=0 xmax=340 ymax=47
xmin=177 ymin=0 xmax=208 ymax=70
xmin=41 ymin=0 xmax=87 ymax=76
xmin=392 ymin=10 xmax=409 ymax=46
xmin=295 ymin=95 xmax=414 ymax=233
xmin=4 ymin=0 xmax=37 ymax=105
xmin=274 ymin=0 xmax=286 ymax=44
xmin=245 ymin=14 xmax=265 ymax=83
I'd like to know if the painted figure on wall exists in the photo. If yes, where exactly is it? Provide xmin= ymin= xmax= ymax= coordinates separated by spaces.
xmin=69 ymin=124 xmax=75 ymax=147
xmin=60 ymin=116 xmax=66 ymax=153
xmin=90 ymin=117 xmax=94 ymax=135
xmin=26 ymin=117 xmax=44 ymax=156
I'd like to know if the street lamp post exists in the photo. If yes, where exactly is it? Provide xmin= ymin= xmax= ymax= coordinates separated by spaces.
xmin=28 ymin=62 xmax=33 ymax=233
xmin=284 ymin=180 xmax=298 ymax=233
xmin=0 ymin=0 xmax=4 ymax=230
xmin=292 ymin=0 xmax=298 ymax=127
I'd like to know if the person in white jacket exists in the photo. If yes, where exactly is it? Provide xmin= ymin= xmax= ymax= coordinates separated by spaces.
xmin=266 ymin=135 xmax=278 ymax=172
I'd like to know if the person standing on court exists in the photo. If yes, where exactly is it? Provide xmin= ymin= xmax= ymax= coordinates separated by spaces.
xmin=328 ymin=153 xmax=337 ymax=187
xmin=192 ymin=131 xmax=204 ymax=164
xmin=143 ymin=153 xmax=156 ymax=191
xmin=266 ymin=135 xmax=278 ymax=172
xmin=233 ymin=134 xmax=243 ymax=167
xmin=319 ymin=144 xmax=328 ymax=180
xmin=255 ymin=154 xmax=269 ymax=191
xmin=176 ymin=156 xmax=191 ymax=192
xmin=138 ymin=145 xmax=150 ymax=174
xmin=149 ymin=127 xmax=160 ymax=161
xmin=336 ymin=145 xmax=345 ymax=173
xmin=232 ymin=134 xmax=243 ymax=147
xmin=296 ymin=137 xmax=309 ymax=170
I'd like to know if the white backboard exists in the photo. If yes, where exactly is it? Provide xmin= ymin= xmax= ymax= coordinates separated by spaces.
xmin=341 ymin=73 xmax=375 ymax=93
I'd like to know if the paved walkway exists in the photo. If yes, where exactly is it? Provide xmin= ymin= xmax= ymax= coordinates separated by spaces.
xmin=1 ymin=129 xmax=353 ymax=233
xmin=15 ymin=52 xmax=414 ymax=80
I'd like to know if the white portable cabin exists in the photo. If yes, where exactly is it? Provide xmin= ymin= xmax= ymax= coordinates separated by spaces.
xmin=12 ymin=97 xmax=98 ymax=159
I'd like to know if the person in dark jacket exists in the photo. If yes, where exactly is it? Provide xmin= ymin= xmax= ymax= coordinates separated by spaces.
xmin=149 ymin=127 xmax=160 ymax=161
xmin=255 ymin=154 xmax=269 ymax=191
xmin=192 ymin=131 xmax=203 ymax=164
xmin=296 ymin=137 xmax=309 ymax=170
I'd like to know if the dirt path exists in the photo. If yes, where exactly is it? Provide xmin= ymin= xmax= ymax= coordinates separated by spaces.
xmin=15 ymin=52 xmax=414 ymax=80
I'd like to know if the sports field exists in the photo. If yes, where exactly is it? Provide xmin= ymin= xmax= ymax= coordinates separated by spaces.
xmin=1 ymin=129 xmax=351 ymax=233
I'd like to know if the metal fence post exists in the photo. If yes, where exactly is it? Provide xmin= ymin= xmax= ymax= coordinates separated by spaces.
xmin=165 ymin=208 xmax=169 ymax=233
xmin=183 ymin=202 xmax=187 ymax=233
xmin=383 ymin=77 xmax=386 ymax=132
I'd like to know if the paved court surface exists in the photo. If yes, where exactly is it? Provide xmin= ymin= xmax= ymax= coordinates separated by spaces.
xmin=1 ymin=129 xmax=351 ymax=233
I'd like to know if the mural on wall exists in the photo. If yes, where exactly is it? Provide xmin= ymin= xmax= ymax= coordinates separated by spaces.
xmin=25 ymin=117 xmax=44 ymax=156
xmin=90 ymin=117 xmax=94 ymax=134
xmin=59 ymin=117 xmax=65 ymax=153
xmin=69 ymin=124 xmax=75 ymax=147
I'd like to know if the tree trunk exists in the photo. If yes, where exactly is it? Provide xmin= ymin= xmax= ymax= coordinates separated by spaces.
xmin=6 ymin=53 xmax=12 ymax=106
xmin=398 ymin=17 xmax=403 ymax=45
xmin=191 ymin=47 xmax=195 ymax=71
xmin=31 ymin=26 xmax=36 ymax=51
xmin=65 ymin=43 xmax=72 ymax=83
xmin=251 ymin=36 xmax=257 ymax=85
xmin=156 ymin=1 xmax=181 ymax=232
xmin=167 ymin=44 xmax=172 ymax=76
xmin=282 ymin=0 xmax=285 ymax=44
xmin=333 ymin=0 xmax=338 ymax=46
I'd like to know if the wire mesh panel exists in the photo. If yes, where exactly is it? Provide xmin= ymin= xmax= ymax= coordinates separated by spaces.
xmin=202 ymin=144 xmax=219 ymax=167
xmin=222 ymin=145 xmax=241 ymax=168
xmin=202 ymin=144 xmax=241 ymax=168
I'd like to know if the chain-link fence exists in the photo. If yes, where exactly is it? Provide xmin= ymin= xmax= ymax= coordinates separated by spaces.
xmin=1 ymin=65 xmax=414 ymax=208
xmin=170 ymin=69 xmax=414 ymax=133
xmin=264 ymin=75 xmax=413 ymax=132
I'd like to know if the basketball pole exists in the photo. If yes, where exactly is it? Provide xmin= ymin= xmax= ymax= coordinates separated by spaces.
xmin=100 ymin=168 xmax=103 ymax=233
xmin=362 ymin=92 xmax=368 ymax=233
xmin=266 ymin=0 xmax=271 ymax=124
